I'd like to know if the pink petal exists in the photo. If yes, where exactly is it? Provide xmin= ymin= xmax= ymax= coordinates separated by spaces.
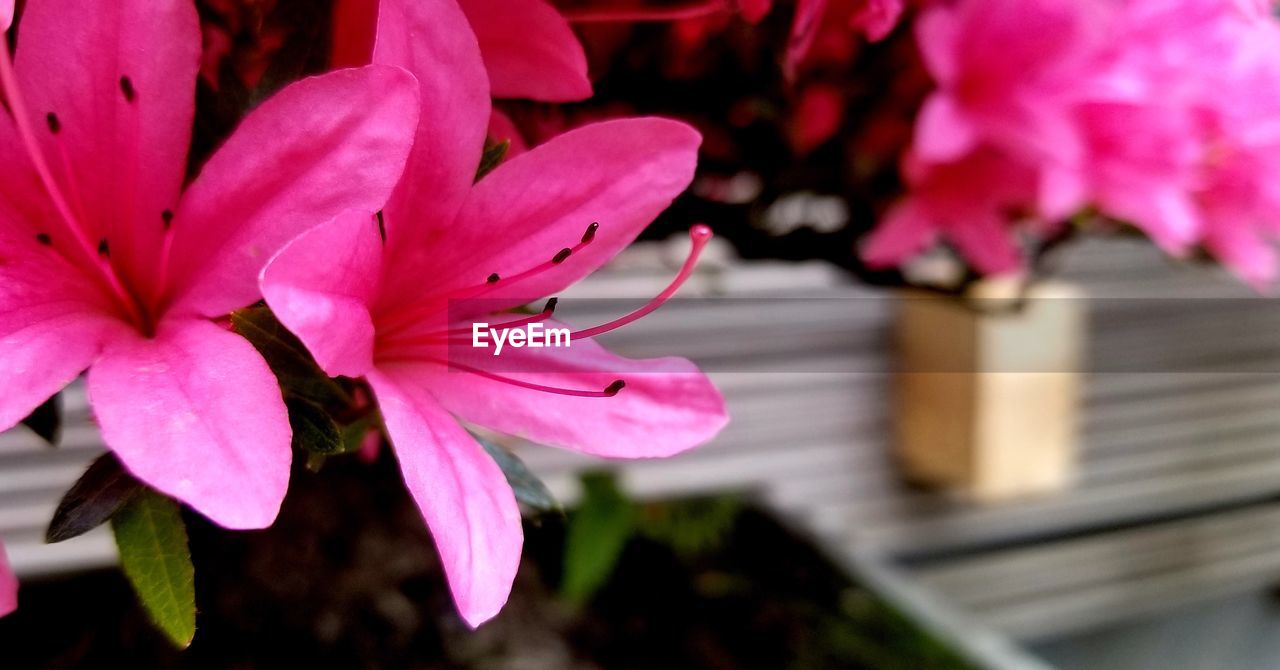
xmin=914 ymin=95 xmax=979 ymax=163
xmin=0 ymin=541 xmax=15 ymax=617
xmin=459 ymin=0 xmax=592 ymax=102
xmin=861 ymin=201 xmax=938 ymax=268
xmin=739 ymin=0 xmax=773 ymax=24
xmin=388 ymin=118 xmax=700 ymax=313
xmin=375 ymin=0 xmax=491 ymax=248
xmin=786 ymin=0 xmax=829 ymax=75
xmin=87 ymin=319 xmax=292 ymax=529
xmin=0 ymin=225 xmax=122 ymax=432
xmin=261 ymin=210 xmax=383 ymax=379
xmin=162 ymin=65 xmax=419 ymax=319
xmin=417 ymin=332 xmax=728 ymax=458
xmin=14 ymin=0 xmax=200 ymax=293
xmin=0 ymin=0 xmax=12 ymax=31
xmin=367 ymin=367 xmax=522 ymax=627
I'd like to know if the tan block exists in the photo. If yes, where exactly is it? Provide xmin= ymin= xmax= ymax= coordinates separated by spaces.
xmin=894 ymin=279 xmax=1084 ymax=502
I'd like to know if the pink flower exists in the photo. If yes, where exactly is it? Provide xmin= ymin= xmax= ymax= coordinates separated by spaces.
xmin=0 ymin=541 xmax=15 ymax=617
xmin=863 ymin=148 xmax=1037 ymax=275
xmin=786 ymin=0 xmax=906 ymax=76
xmin=0 ymin=0 xmax=419 ymax=528
xmin=262 ymin=0 xmax=727 ymax=626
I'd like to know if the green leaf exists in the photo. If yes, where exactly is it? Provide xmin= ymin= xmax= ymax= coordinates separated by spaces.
xmin=560 ymin=471 xmax=635 ymax=603
xmin=286 ymin=397 xmax=343 ymax=455
xmin=112 ymin=490 xmax=196 ymax=649
xmin=476 ymin=138 xmax=510 ymax=181
xmin=46 ymin=453 xmax=142 ymax=543
xmin=479 ymin=438 xmax=561 ymax=513
xmin=231 ymin=306 xmax=349 ymax=405
xmin=21 ymin=394 xmax=61 ymax=446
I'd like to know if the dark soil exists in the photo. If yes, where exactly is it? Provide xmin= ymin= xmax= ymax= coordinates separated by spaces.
xmin=0 ymin=455 xmax=971 ymax=669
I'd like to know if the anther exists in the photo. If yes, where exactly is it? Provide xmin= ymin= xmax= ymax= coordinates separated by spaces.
xmin=97 ymin=238 xmax=109 ymax=257
xmin=161 ymin=210 xmax=174 ymax=230
xmin=582 ymin=222 xmax=599 ymax=244
xmin=45 ymin=112 xmax=60 ymax=134
xmin=604 ymin=380 xmax=626 ymax=396
xmin=552 ymin=248 xmax=572 ymax=264
xmin=119 ymin=76 xmax=136 ymax=103
xmin=35 ymin=233 xmax=51 ymax=246
xmin=487 ymin=273 xmax=501 ymax=284
xmin=543 ymin=297 xmax=559 ymax=315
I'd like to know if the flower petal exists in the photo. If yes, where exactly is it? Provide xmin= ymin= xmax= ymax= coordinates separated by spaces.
xmin=261 ymin=210 xmax=383 ymax=379
xmin=375 ymin=0 xmax=490 ymax=247
xmin=459 ymin=0 xmax=592 ymax=102
xmin=0 ymin=226 xmax=121 ymax=432
xmin=163 ymin=65 xmax=419 ymax=319
xmin=367 ymin=366 xmax=522 ymax=627
xmin=0 ymin=0 xmax=12 ymax=32
xmin=0 ymin=541 xmax=15 ymax=617
xmin=387 ymin=118 xmax=700 ymax=312
xmin=87 ymin=319 xmax=291 ymax=530
xmin=418 ymin=332 xmax=728 ymax=458
xmin=14 ymin=0 xmax=200 ymax=292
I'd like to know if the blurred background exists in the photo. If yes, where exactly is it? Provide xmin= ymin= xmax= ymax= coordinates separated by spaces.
xmin=6 ymin=0 xmax=1280 ymax=668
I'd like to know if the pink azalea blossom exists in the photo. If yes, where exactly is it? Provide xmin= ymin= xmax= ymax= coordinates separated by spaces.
xmin=786 ymin=0 xmax=906 ymax=76
xmin=0 ymin=0 xmax=419 ymax=528
xmin=870 ymin=0 xmax=1280 ymax=286
xmin=0 ymin=541 xmax=15 ymax=617
xmin=863 ymin=148 xmax=1037 ymax=275
xmin=262 ymin=0 xmax=727 ymax=627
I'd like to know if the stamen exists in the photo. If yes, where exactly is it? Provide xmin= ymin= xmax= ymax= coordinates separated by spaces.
xmin=379 ymin=223 xmax=597 ymax=337
xmin=119 ymin=76 xmax=136 ymax=103
xmin=45 ymin=112 xmax=59 ymax=134
xmin=424 ymin=356 xmax=625 ymax=398
xmin=97 ymin=238 xmax=109 ymax=257
xmin=35 ymin=233 xmax=51 ymax=246
xmin=161 ymin=209 xmax=174 ymax=231
xmin=425 ymin=297 xmax=560 ymax=343
xmin=572 ymin=224 xmax=713 ymax=340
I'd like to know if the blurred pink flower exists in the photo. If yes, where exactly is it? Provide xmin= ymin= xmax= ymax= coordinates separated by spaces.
xmin=871 ymin=0 xmax=1280 ymax=286
xmin=863 ymin=148 xmax=1036 ymax=275
xmin=787 ymin=0 xmax=906 ymax=76
xmin=0 ymin=0 xmax=419 ymax=528
xmin=263 ymin=0 xmax=727 ymax=627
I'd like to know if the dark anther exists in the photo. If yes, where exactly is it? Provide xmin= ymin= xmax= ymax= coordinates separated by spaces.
xmin=119 ymin=76 xmax=136 ymax=103
xmin=97 ymin=239 xmax=110 ymax=257
xmin=35 ymin=233 xmax=52 ymax=246
xmin=604 ymin=380 xmax=626 ymax=397
xmin=45 ymin=112 xmax=61 ymax=134
xmin=552 ymin=248 xmax=572 ymax=264
xmin=161 ymin=210 xmax=174 ymax=230
xmin=582 ymin=222 xmax=599 ymax=244
xmin=487 ymin=273 xmax=501 ymax=284
xmin=543 ymin=297 xmax=559 ymax=314
xmin=376 ymin=211 xmax=387 ymax=243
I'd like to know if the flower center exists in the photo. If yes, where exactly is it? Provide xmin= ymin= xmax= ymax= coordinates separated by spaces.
xmin=381 ymin=224 xmax=715 ymax=399
xmin=0 ymin=40 xmax=162 ymax=335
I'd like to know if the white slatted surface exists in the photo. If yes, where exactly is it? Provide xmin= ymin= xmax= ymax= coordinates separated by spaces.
xmin=3 ymin=236 xmax=1280 ymax=649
